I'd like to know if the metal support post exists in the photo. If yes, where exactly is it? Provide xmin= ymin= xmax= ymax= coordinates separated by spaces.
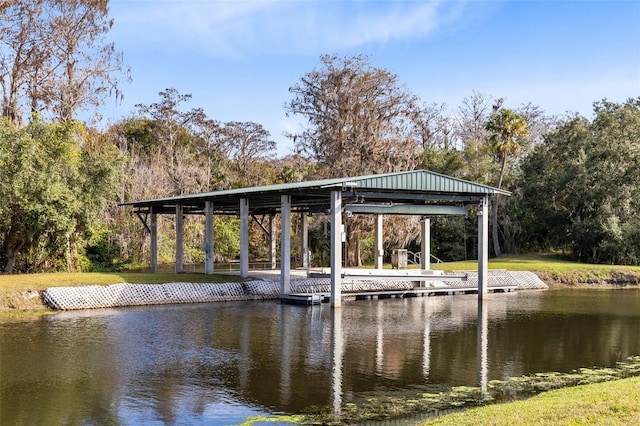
xmin=175 ymin=204 xmax=184 ymax=273
xmin=150 ymin=210 xmax=158 ymax=273
xmin=478 ymin=196 xmax=489 ymax=298
xmin=204 ymin=201 xmax=214 ymax=274
xmin=280 ymin=195 xmax=291 ymax=295
xmin=421 ymin=217 xmax=431 ymax=271
xmin=330 ymin=190 xmax=342 ymax=308
xmin=240 ymin=198 xmax=249 ymax=278
xmin=374 ymin=214 xmax=384 ymax=270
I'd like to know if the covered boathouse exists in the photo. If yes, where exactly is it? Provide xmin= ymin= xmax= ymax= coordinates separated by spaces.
xmin=121 ymin=170 xmax=510 ymax=307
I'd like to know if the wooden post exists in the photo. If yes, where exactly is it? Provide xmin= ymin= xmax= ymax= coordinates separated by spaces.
xmin=240 ymin=198 xmax=249 ymax=278
xmin=150 ymin=209 xmax=158 ymax=273
xmin=374 ymin=214 xmax=384 ymax=270
xmin=175 ymin=204 xmax=183 ymax=273
xmin=280 ymin=195 xmax=291 ymax=295
xmin=330 ymin=190 xmax=342 ymax=308
xmin=478 ymin=196 xmax=489 ymax=298
xmin=205 ymin=201 xmax=214 ymax=274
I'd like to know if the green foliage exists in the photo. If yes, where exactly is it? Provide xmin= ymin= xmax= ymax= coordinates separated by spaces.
xmin=113 ymin=118 xmax=163 ymax=159
xmin=430 ymin=217 xmax=472 ymax=262
xmin=418 ymin=147 xmax=467 ymax=178
xmin=0 ymin=116 xmax=119 ymax=272
xmin=309 ymin=227 xmax=331 ymax=266
xmin=485 ymin=108 xmax=529 ymax=188
xmin=81 ymin=229 xmax=124 ymax=272
xmin=359 ymin=235 xmax=375 ymax=265
xmin=214 ymin=217 xmax=241 ymax=261
xmin=518 ymin=98 xmax=640 ymax=264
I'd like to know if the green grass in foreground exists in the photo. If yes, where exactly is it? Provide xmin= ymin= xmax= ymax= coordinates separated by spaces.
xmin=423 ymin=376 xmax=640 ymax=426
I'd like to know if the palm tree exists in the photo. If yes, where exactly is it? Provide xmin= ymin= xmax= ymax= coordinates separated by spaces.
xmin=485 ymin=108 xmax=528 ymax=256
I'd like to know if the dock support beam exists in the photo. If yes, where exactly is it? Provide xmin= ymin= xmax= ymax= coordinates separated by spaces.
xmin=330 ymin=190 xmax=342 ymax=308
xmin=374 ymin=214 xmax=384 ymax=270
xmin=204 ymin=201 xmax=214 ymax=274
xmin=280 ymin=195 xmax=291 ymax=295
xmin=175 ymin=204 xmax=184 ymax=273
xmin=150 ymin=210 xmax=158 ymax=273
xmin=269 ymin=214 xmax=277 ymax=270
xmin=240 ymin=198 xmax=249 ymax=278
xmin=301 ymin=212 xmax=309 ymax=268
xmin=478 ymin=196 xmax=489 ymax=298
xmin=421 ymin=217 xmax=431 ymax=271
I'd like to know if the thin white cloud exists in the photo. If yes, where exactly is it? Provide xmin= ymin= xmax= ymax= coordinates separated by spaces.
xmin=111 ymin=0 xmax=468 ymax=56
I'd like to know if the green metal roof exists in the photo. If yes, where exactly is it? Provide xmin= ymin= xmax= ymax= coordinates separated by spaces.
xmin=346 ymin=170 xmax=510 ymax=195
xmin=122 ymin=170 xmax=509 ymax=216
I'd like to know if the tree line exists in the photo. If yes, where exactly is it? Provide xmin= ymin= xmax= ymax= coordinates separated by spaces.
xmin=2 ymin=1 xmax=639 ymax=273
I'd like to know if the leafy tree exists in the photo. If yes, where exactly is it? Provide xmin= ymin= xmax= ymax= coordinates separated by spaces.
xmin=285 ymin=54 xmax=419 ymax=177
xmin=455 ymin=91 xmax=495 ymax=183
xmin=485 ymin=107 xmax=529 ymax=189
xmin=112 ymin=90 xmax=281 ymax=267
xmin=285 ymin=54 xmax=420 ymax=266
xmin=109 ymin=117 xmax=163 ymax=160
xmin=220 ymin=121 xmax=276 ymax=187
xmin=131 ymin=89 xmax=216 ymax=197
xmin=485 ymin=107 xmax=529 ymax=257
xmin=0 ymin=0 xmax=129 ymax=124
xmin=414 ymin=102 xmax=467 ymax=178
xmin=518 ymin=98 xmax=640 ymax=264
xmin=190 ymin=114 xmax=227 ymax=190
xmin=135 ymin=88 xmax=201 ymax=171
xmin=0 ymin=116 xmax=118 ymax=272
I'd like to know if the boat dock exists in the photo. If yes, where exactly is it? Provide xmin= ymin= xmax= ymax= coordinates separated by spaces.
xmin=279 ymin=268 xmax=526 ymax=305
xmin=280 ymin=284 xmax=517 ymax=305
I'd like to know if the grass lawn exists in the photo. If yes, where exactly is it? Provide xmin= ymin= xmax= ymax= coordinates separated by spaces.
xmin=431 ymin=253 xmax=640 ymax=286
xmin=0 ymin=271 xmax=240 ymax=295
xmin=423 ymin=375 xmax=640 ymax=426
xmin=443 ymin=253 xmax=640 ymax=274
xmin=0 ymin=271 xmax=242 ymax=313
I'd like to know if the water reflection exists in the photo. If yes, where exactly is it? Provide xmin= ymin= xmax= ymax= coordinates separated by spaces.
xmin=477 ymin=299 xmax=489 ymax=396
xmin=422 ymin=299 xmax=432 ymax=380
xmin=2 ymin=290 xmax=640 ymax=424
xmin=331 ymin=307 xmax=344 ymax=419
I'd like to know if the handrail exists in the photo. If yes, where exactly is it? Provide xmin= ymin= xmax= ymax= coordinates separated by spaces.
xmin=405 ymin=252 xmax=457 ymax=272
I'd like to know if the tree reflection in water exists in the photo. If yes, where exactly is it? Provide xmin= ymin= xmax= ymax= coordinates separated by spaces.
xmin=2 ymin=290 xmax=640 ymax=424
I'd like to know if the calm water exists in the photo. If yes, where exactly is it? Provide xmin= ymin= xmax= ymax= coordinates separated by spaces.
xmin=2 ymin=288 xmax=640 ymax=425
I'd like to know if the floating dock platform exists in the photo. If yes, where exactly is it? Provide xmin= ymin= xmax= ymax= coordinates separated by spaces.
xmin=280 ymin=293 xmax=327 ymax=305
xmin=280 ymin=284 xmax=516 ymax=305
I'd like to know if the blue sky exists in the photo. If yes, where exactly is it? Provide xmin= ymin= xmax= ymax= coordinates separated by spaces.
xmin=105 ymin=0 xmax=640 ymax=155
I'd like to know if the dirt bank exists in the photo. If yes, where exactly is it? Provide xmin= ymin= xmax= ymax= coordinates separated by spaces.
xmin=0 ymin=289 xmax=50 ymax=316
xmin=536 ymin=270 xmax=640 ymax=287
